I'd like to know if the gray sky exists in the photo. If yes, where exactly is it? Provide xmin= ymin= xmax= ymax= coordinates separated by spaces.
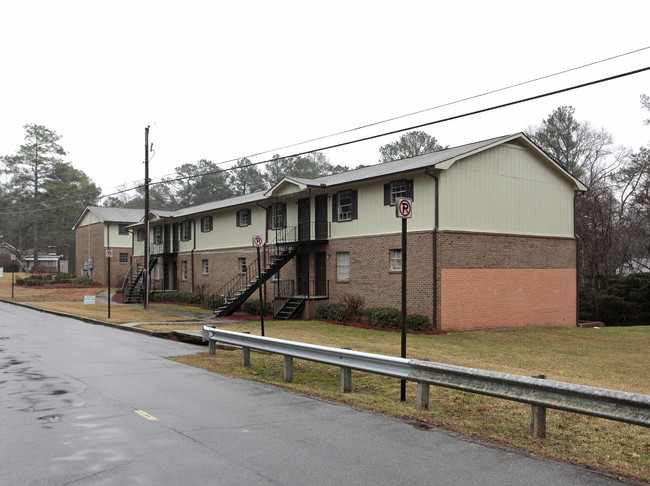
xmin=1 ymin=0 xmax=649 ymax=199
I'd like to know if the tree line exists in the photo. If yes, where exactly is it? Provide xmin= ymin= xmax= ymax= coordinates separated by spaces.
xmin=1 ymin=101 xmax=648 ymax=325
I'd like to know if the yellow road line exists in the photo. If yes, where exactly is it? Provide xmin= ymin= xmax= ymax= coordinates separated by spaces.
xmin=134 ymin=409 xmax=157 ymax=421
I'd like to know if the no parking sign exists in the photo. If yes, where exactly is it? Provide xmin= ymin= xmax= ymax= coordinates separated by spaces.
xmin=252 ymin=235 xmax=263 ymax=247
xmin=396 ymin=198 xmax=412 ymax=219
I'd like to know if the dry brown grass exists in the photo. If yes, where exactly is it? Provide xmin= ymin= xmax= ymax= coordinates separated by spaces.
xmin=172 ymin=320 xmax=650 ymax=482
xmin=31 ymin=302 xmax=187 ymax=324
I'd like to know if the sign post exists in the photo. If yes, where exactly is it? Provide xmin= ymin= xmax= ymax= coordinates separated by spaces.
xmin=106 ymin=249 xmax=113 ymax=318
xmin=253 ymin=235 xmax=265 ymax=336
xmin=396 ymin=197 xmax=412 ymax=402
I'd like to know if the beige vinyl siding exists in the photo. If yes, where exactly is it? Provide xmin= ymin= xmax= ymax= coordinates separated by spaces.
xmin=194 ymin=206 xmax=268 ymax=250
xmin=106 ymin=223 xmax=133 ymax=248
xmin=329 ymin=174 xmax=437 ymax=239
xmin=76 ymin=211 xmax=103 ymax=227
xmin=438 ymin=144 xmax=575 ymax=237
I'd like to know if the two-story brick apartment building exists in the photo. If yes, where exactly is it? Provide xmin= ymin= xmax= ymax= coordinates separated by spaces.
xmin=114 ymin=133 xmax=586 ymax=331
xmin=72 ymin=207 xmax=143 ymax=284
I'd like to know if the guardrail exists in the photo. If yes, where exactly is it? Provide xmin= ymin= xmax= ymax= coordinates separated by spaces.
xmin=202 ymin=327 xmax=650 ymax=438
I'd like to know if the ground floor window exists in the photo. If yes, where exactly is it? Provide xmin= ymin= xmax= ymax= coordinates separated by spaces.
xmin=119 ymin=253 xmax=128 ymax=264
xmin=202 ymin=259 xmax=209 ymax=275
xmin=154 ymin=265 xmax=160 ymax=280
xmin=238 ymin=257 xmax=246 ymax=274
xmin=337 ymin=252 xmax=350 ymax=280
xmin=181 ymin=261 xmax=188 ymax=280
xmin=389 ymin=249 xmax=402 ymax=272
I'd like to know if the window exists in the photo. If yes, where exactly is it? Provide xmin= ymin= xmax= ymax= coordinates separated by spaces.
xmin=154 ymin=265 xmax=160 ymax=280
xmin=238 ymin=258 xmax=247 ymax=274
xmin=181 ymin=261 xmax=188 ymax=280
xmin=153 ymin=226 xmax=163 ymax=244
xmin=201 ymin=216 xmax=213 ymax=232
xmin=389 ymin=249 xmax=402 ymax=272
xmin=202 ymin=259 xmax=209 ymax=275
xmin=180 ymin=220 xmax=192 ymax=241
xmin=337 ymin=191 xmax=352 ymax=221
xmin=332 ymin=190 xmax=358 ymax=222
xmin=337 ymin=252 xmax=350 ymax=281
xmin=384 ymin=179 xmax=414 ymax=206
xmin=236 ymin=208 xmax=251 ymax=227
xmin=118 ymin=224 xmax=129 ymax=235
xmin=119 ymin=253 xmax=129 ymax=264
xmin=136 ymin=229 xmax=145 ymax=242
xmin=270 ymin=255 xmax=280 ymax=281
xmin=267 ymin=203 xmax=286 ymax=229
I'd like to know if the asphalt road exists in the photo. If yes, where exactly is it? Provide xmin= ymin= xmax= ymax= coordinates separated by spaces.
xmin=0 ymin=302 xmax=626 ymax=485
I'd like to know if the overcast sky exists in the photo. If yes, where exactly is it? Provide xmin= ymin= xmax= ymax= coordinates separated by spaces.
xmin=1 ymin=0 xmax=649 ymax=199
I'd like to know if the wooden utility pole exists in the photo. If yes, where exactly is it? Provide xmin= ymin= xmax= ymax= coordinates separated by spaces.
xmin=143 ymin=126 xmax=150 ymax=310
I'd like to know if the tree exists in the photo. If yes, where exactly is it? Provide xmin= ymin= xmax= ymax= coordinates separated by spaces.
xmin=264 ymin=152 xmax=348 ymax=187
xmin=171 ymin=159 xmax=233 ymax=208
xmin=378 ymin=131 xmax=445 ymax=163
xmin=527 ymin=106 xmax=615 ymax=183
xmin=2 ymin=124 xmax=66 ymax=269
xmin=230 ymin=158 xmax=266 ymax=196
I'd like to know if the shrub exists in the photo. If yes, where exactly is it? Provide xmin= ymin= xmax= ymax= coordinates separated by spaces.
xmin=315 ymin=303 xmax=348 ymax=321
xmin=405 ymin=313 xmax=431 ymax=331
xmin=203 ymin=295 xmax=225 ymax=309
xmin=241 ymin=298 xmax=272 ymax=316
xmin=369 ymin=308 xmax=401 ymax=329
xmin=150 ymin=292 xmax=201 ymax=304
xmin=342 ymin=294 xmax=366 ymax=322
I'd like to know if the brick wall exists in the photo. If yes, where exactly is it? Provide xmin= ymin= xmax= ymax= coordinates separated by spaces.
xmin=75 ymin=223 xmax=132 ymax=285
xmin=436 ymin=231 xmax=577 ymax=331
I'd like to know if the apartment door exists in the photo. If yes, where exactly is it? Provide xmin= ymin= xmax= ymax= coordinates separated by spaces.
xmin=314 ymin=251 xmax=327 ymax=296
xmin=298 ymin=197 xmax=310 ymax=242
xmin=296 ymin=252 xmax=309 ymax=296
xmin=315 ymin=194 xmax=328 ymax=240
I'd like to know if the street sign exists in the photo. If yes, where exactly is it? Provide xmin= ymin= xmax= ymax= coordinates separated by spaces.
xmin=105 ymin=249 xmax=113 ymax=258
xmin=10 ymin=254 xmax=16 ymax=261
xmin=252 ymin=235 xmax=263 ymax=247
xmin=396 ymin=198 xmax=413 ymax=219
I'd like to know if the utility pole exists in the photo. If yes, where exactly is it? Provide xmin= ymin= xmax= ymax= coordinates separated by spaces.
xmin=143 ymin=126 xmax=150 ymax=310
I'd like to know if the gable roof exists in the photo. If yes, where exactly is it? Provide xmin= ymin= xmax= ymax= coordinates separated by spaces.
xmin=72 ymin=206 xmax=144 ymax=230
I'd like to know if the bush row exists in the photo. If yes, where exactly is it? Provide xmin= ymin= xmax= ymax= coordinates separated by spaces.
xmin=579 ymin=273 xmax=650 ymax=325
xmin=315 ymin=302 xmax=431 ymax=331
xmin=16 ymin=273 xmax=95 ymax=286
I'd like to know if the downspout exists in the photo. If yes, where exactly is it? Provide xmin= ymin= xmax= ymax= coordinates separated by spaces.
xmin=574 ymin=192 xmax=581 ymax=326
xmin=191 ymin=219 xmax=196 ymax=292
xmin=425 ymin=169 xmax=439 ymax=330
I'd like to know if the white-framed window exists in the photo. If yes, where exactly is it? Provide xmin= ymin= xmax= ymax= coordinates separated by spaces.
xmin=180 ymin=221 xmax=192 ymax=241
xmin=389 ymin=249 xmax=402 ymax=272
xmin=202 ymin=259 xmax=209 ymax=275
xmin=154 ymin=265 xmax=160 ymax=280
xmin=136 ymin=229 xmax=145 ymax=242
xmin=237 ymin=209 xmax=251 ymax=227
xmin=238 ymin=257 xmax=247 ymax=274
xmin=270 ymin=203 xmax=285 ymax=229
xmin=384 ymin=179 xmax=413 ymax=206
xmin=153 ymin=226 xmax=163 ymax=244
xmin=337 ymin=252 xmax=350 ymax=281
xmin=119 ymin=253 xmax=129 ymax=264
xmin=118 ymin=224 xmax=129 ymax=235
xmin=201 ymin=216 xmax=213 ymax=232
xmin=337 ymin=190 xmax=353 ymax=221
xmin=181 ymin=261 xmax=188 ymax=280
xmin=270 ymin=255 xmax=280 ymax=281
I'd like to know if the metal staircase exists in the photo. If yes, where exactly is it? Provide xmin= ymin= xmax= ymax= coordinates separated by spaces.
xmin=273 ymin=296 xmax=306 ymax=320
xmin=213 ymin=245 xmax=298 ymax=317
xmin=122 ymin=256 xmax=158 ymax=304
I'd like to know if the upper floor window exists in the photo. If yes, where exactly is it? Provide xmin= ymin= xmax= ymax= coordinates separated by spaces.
xmin=237 ymin=209 xmax=251 ymax=227
xmin=201 ymin=216 xmax=213 ymax=232
xmin=384 ymin=179 xmax=414 ymax=206
xmin=118 ymin=224 xmax=129 ymax=235
xmin=267 ymin=203 xmax=286 ymax=229
xmin=332 ymin=190 xmax=358 ymax=222
xmin=180 ymin=221 xmax=192 ymax=241
xmin=153 ymin=226 xmax=163 ymax=244
xmin=136 ymin=229 xmax=145 ymax=242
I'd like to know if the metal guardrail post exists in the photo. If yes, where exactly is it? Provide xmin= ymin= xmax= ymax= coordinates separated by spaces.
xmin=242 ymin=347 xmax=251 ymax=367
xmin=341 ymin=347 xmax=352 ymax=393
xmin=531 ymin=374 xmax=547 ymax=438
xmin=284 ymin=356 xmax=293 ymax=382
xmin=417 ymin=383 xmax=430 ymax=410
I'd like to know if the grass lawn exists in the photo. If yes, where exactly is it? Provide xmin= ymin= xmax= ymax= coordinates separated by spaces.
xmin=172 ymin=320 xmax=650 ymax=482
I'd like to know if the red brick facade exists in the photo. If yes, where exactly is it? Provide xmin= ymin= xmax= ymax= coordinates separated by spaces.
xmin=75 ymin=223 xmax=132 ymax=286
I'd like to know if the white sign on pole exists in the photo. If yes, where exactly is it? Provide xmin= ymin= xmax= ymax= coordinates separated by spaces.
xmin=84 ymin=295 xmax=96 ymax=305
xmin=252 ymin=235 xmax=264 ymax=247
xmin=396 ymin=198 xmax=413 ymax=219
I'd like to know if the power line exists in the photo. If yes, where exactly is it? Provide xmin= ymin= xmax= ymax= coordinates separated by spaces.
xmin=1 ymin=64 xmax=649 ymax=216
